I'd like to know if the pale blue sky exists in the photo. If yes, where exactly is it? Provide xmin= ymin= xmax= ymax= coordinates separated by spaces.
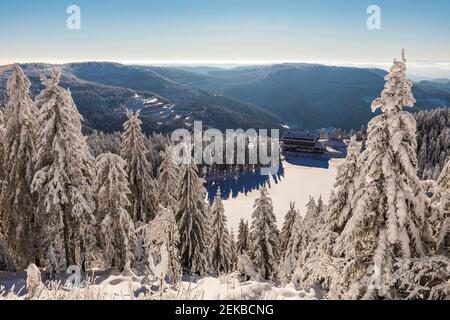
xmin=1 ymin=0 xmax=450 ymax=70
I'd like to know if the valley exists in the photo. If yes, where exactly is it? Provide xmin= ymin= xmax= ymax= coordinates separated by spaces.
xmin=2 ymin=62 xmax=450 ymax=134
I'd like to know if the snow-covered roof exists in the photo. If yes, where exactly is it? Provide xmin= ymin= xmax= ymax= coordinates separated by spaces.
xmin=281 ymin=131 xmax=319 ymax=142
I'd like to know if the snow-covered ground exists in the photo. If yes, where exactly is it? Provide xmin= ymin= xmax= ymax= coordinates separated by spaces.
xmin=222 ymin=158 xmax=342 ymax=231
xmin=0 ymin=270 xmax=320 ymax=300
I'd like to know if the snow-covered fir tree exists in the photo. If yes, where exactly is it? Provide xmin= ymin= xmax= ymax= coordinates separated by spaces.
xmin=32 ymin=69 xmax=96 ymax=278
xmin=327 ymin=136 xmax=361 ymax=235
xmin=281 ymin=210 xmax=302 ymax=282
xmin=296 ymin=166 xmax=357 ymax=288
xmin=285 ymin=197 xmax=330 ymax=285
xmin=249 ymin=187 xmax=280 ymax=280
xmin=316 ymin=195 xmax=325 ymax=213
xmin=431 ymin=159 xmax=450 ymax=257
xmin=333 ymin=50 xmax=428 ymax=299
xmin=175 ymin=157 xmax=210 ymax=275
xmin=87 ymin=130 xmax=122 ymax=157
xmin=210 ymin=189 xmax=233 ymax=274
xmin=0 ymin=65 xmax=38 ymax=267
xmin=229 ymin=229 xmax=238 ymax=270
xmin=416 ymin=108 xmax=450 ymax=180
xmin=280 ymin=202 xmax=298 ymax=257
xmin=0 ymin=109 xmax=5 ymax=184
xmin=154 ymin=206 xmax=182 ymax=283
xmin=0 ymin=235 xmax=15 ymax=272
xmin=237 ymin=252 xmax=259 ymax=282
xmin=157 ymin=146 xmax=180 ymax=210
xmin=96 ymin=152 xmax=135 ymax=272
xmin=296 ymin=209 xmax=343 ymax=290
xmin=237 ymin=219 xmax=249 ymax=254
xmin=392 ymin=256 xmax=450 ymax=300
xmin=145 ymin=133 xmax=172 ymax=177
xmin=135 ymin=205 xmax=181 ymax=282
xmin=301 ymin=197 xmax=320 ymax=245
xmin=121 ymin=110 xmax=157 ymax=223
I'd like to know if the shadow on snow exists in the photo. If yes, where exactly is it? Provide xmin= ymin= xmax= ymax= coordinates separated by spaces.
xmin=205 ymin=155 xmax=330 ymax=203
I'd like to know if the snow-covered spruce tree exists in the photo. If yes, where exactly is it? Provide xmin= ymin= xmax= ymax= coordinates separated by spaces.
xmin=281 ymin=210 xmax=302 ymax=282
xmin=229 ymin=229 xmax=238 ymax=270
xmin=210 ymin=189 xmax=233 ymax=274
xmin=0 ymin=235 xmax=15 ymax=272
xmin=327 ymin=136 xmax=361 ymax=235
xmin=32 ymin=70 xmax=96 ymax=278
xmin=237 ymin=219 xmax=250 ymax=254
xmin=300 ymin=197 xmax=320 ymax=245
xmin=237 ymin=253 xmax=259 ymax=282
xmin=296 ymin=209 xmax=344 ymax=291
xmin=431 ymin=159 xmax=450 ymax=257
xmin=392 ymin=256 xmax=450 ymax=300
xmin=87 ymin=130 xmax=122 ymax=158
xmin=96 ymin=153 xmax=135 ymax=272
xmin=157 ymin=146 xmax=180 ymax=210
xmin=121 ymin=110 xmax=157 ymax=223
xmin=316 ymin=195 xmax=325 ymax=213
xmin=280 ymin=202 xmax=298 ymax=257
xmin=0 ymin=109 xmax=5 ymax=183
xmin=134 ymin=205 xmax=181 ymax=282
xmin=249 ymin=187 xmax=280 ymax=280
xmin=282 ymin=198 xmax=323 ymax=284
xmin=295 ymin=138 xmax=362 ymax=288
xmin=333 ymin=50 xmax=428 ymax=299
xmin=153 ymin=206 xmax=182 ymax=283
xmin=0 ymin=65 xmax=38 ymax=267
xmin=415 ymin=108 xmax=450 ymax=180
xmin=175 ymin=157 xmax=210 ymax=275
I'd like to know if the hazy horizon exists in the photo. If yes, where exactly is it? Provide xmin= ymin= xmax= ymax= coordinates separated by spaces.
xmin=1 ymin=0 xmax=450 ymax=78
xmin=2 ymin=59 xmax=450 ymax=80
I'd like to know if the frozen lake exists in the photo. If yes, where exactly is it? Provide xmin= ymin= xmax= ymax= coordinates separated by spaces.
xmin=206 ymin=157 xmax=343 ymax=231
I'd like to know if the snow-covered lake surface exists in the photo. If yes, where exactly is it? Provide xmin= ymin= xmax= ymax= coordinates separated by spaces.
xmin=206 ymin=157 xmax=343 ymax=231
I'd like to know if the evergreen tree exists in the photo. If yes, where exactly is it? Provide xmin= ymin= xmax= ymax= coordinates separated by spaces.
xmin=317 ymin=195 xmax=325 ymax=213
xmin=229 ymin=229 xmax=238 ymax=270
xmin=432 ymin=159 xmax=450 ymax=257
xmin=121 ymin=110 xmax=156 ymax=223
xmin=135 ymin=205 xmax=181 ymax=282
xmin=157 ymin=146 xmax=179 ymax=210
xmin=327 ymin=136 xmax=361 ymax=235
xmin=301 ymin=197 xmax=320 ymax=244
xmin=280 ymin=202 xmax=298 ymax=256
xmin=32 ymin=69 xmax=96 ymax=278
xmin=96 ymin=153 xmax=135 ymax=271
xmin=249 ymin=187 xmax=280 ymax=280
xmin=0 ymin=65 xmax=38 ymax=267
xmin=297 ymin=209 xmax=342 ymax=290
xmin=281 ymin=210 xmax=302 ymax=281
xmin=210 ymin=189 xmax=233 ymax=274
xmin=154 ymin=206 xmax=182 ymax=283
xmin=87 ymin=130 xmax=122 ymax=157
xmin=333 ymin=51 xmax=428 ymax=299
xmin=0 ymin=109 xmax=5 ymax=185
xmin=415 ymin=108 xmax=450 ymax=179
xmin=237 ymin=219 xmax=250 ymax=254
xmin=175 ymin=157 xmax=210 ymax=275
xmin=0 ymin=235 xmax=15 ymax=272
xmin=286 ymin=197 xmax=332 ymax=285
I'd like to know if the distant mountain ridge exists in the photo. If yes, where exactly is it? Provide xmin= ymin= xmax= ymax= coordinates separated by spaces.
xmin=1 ymin=62 xmax=450 ymax=133
xmin=0 ymin=63 xmax=281 ymax=134
xmin=150 ymin=63 xmax=450 ymax=130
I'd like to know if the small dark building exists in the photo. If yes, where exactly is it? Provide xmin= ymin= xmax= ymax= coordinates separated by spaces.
xmin=281 ymin=131 xmax=326 ymax=153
